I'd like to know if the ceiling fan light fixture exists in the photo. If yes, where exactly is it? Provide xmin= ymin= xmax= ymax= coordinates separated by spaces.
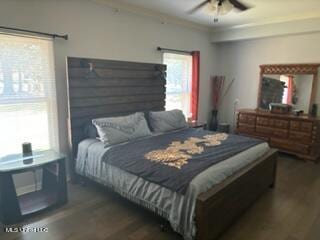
xmin=202 ymin=2 xmax=217 ymax=15
xmin=202 ymin=0 xmax=233 ymax=16
xmin=217 ymin=0 xmax=233 ymax=16
xmin=189 ymin=0 xmax=250 ymax=17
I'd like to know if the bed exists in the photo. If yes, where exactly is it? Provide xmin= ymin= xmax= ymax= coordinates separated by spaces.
xmin=67 ymin=57 xmax=278 ymax=240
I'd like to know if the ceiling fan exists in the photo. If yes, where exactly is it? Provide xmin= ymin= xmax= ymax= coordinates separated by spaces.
xmin=188 ymin=0 xmax=251 ymax=22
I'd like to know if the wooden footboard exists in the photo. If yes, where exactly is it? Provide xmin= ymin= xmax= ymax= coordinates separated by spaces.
xmin=195 ymin=149 xmax=278 ymax=240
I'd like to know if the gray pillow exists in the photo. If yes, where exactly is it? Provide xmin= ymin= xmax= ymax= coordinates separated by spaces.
xmin=92 ymin=112 xmax=151 ymax=145
xmin=149 ymin=109 xmax=188 ymax=133
xmin=84 ymin=123 xmax=98 ymax=138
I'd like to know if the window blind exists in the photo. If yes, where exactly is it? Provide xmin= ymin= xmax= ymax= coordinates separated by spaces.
xmin=0 ymin=34 xmax=58 ymax=157
xmin=163 ymin=52 xmax=192 ymax=119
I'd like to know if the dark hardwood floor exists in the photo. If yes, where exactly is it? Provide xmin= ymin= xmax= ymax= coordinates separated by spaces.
xmin=1 ymin=154 xmax=320 ymax=240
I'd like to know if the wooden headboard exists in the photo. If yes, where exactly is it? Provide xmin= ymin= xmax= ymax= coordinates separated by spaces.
xmin=67 ymin=57 xmax=166 ymax=178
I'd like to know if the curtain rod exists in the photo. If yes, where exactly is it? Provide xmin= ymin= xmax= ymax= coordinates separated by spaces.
xmin=157 ymin=47 xmax=192 ymax=55
xmin=0 ymin=26 xmax=68 ymax=40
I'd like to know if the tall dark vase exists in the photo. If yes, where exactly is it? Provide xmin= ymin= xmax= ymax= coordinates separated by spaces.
xmin=209 ymin=110 xmax=218 ymax=131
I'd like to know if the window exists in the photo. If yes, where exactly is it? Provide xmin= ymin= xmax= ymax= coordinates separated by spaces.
xmin=163 ymin=53 xmax=192 ymax=119
xmin=280 ymin=75 xmax=289 ymax=104
xmin=0 ymin=34 xmax=58 ymax=157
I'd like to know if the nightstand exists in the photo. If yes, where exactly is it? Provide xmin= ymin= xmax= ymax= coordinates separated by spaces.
xmin=0 ymin=150 xmax=67 ymax=224
xmin=188 ymin=121 xmax=207 ymax=129
xmin=217 ymin=123 xmax=230 ymax=133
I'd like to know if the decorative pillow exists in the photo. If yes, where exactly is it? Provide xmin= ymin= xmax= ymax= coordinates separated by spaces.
xmin=84 ymin=123 xmax=98 ymax=139
xmin=92 ymin=112 xmax=151 ymax=145
xmin=149 ymin=109 xmax=188 ymax=133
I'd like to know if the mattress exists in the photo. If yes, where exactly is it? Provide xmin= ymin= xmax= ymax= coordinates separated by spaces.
xmin=76 ymin=137 xmax=269 ymax=240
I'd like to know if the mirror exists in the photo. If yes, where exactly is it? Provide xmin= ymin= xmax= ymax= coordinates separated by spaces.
xmin=258 ymin=64 xmax=319 ymax=114
xmin=260 ymin=74 xmax=313 ymax=112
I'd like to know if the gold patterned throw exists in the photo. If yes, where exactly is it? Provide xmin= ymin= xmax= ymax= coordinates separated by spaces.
xmin=144 ymin=133 xmax=228 ymax=169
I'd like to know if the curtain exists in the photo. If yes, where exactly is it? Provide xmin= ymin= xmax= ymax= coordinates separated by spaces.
xmin=190 ymin=51 xmax=200 ymax=121
xmin=287 ymin=75 xmax=294 ymax=104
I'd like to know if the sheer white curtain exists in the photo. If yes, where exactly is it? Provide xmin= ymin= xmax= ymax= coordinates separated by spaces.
xmin=163 ymin=53 xmax=192 ymax=119
xmin=0 ymin=34 xmax=58 ymax=157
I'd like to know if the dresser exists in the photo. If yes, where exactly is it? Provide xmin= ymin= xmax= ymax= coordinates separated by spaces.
xmin=236 ymin=109 xmax=320 ymax=162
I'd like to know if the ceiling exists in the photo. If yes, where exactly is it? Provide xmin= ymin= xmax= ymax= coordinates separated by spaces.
xmin=108 ymin=0 xmax=320 ymax=30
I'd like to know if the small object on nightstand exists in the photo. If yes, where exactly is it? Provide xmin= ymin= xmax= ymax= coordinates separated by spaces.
xmin=311 ymin=104 xmax=317 ymax=117
xmin=293 ymin=110 xmax=304 ymax=116
xmin=188 ymin=121 xmax=207 ymax=129
xmin=217 ymin=123 xmax=230 ymax=133
xmin=0 ymin=150 xmax=67 ymax=225
xmin=22 ymin=142 xmax=32 ymax=156
xmin=22 ymin=142 xmax=33 ymax=164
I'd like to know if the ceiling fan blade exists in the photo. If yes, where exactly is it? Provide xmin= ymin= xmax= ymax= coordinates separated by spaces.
xmin=188 ymin=0 xmax=211 ymax=14
xmin=229 ymin=0 xmax=250 ymax=11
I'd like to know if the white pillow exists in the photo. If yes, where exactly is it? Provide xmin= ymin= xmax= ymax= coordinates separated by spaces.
xmin=92 ymin=112 xmax=151 ymax=145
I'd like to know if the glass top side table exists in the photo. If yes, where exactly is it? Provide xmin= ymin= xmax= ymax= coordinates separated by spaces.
xmin=0 ymin=150 xmax=67 ymax=225
xmin=0 ymin=150 xmax=64 ymax=173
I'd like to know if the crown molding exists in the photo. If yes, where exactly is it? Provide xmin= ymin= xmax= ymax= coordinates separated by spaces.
xmin=210 ymin=17 xmax=320 ymax=43
xmin=212 ymin=9 xmax=320 ymax=32
xmin=91 ymin=0 xmax=211 ymax=32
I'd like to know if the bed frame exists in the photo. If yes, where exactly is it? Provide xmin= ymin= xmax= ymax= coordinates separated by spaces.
xmin=67 ymin=57 xmax=278 ymax=240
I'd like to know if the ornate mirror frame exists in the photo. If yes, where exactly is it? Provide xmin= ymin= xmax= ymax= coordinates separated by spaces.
xmin=258 ymin=64 xmax=320 ymax=114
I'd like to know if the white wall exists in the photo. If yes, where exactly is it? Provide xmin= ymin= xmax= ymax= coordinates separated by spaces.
xmin=0 ymin=0 xmax=216 ymax=190
xmin=215 ymin=32 xmax=320 ymax=128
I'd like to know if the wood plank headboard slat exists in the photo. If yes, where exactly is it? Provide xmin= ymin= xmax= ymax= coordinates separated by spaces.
xmin=69 ymin=79 xmax=165 ymax=88
xmin=67 ymin=57 xmax=166 ymax=70
xmin=70 ymin=95 xmax=165 ymax=108
xmin=69 ymin=86 xmax=165 ymax=98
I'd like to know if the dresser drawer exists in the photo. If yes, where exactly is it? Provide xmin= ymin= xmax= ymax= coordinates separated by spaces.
xmin=270 ymin=138 xmax=310 ymax=155
xmin=238 ymin=123 xmax=255 ymax=133
xmin=256 ymin=126 xmax=288 ymax=138
xmin=239 ymin=114 xmax=256 ymax=125
xmin=300 ymin=122 xmax=313 ymax=133
xmin=273 ymin=129 xmax=288 ymax=138
xmin=290 ymin=121 xmax=300 ymax=131
xmin=256 ymin=126 xmax=272 ymax=135
xmin=256 ymin=117 xmax=269 ymax=126
xmin=290 ymin=120 xmax=313 ymax=133
xmin=289 ymin=131 xmax=312 ymax=143
xmin=274 ymin=119 xmax=289 ymax=129
xmin=257 ymin=117 xmax=288 ymax=129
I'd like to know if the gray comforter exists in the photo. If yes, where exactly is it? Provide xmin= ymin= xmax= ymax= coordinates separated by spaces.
xmin=103 ymin=128 xmax=263 ymax=194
